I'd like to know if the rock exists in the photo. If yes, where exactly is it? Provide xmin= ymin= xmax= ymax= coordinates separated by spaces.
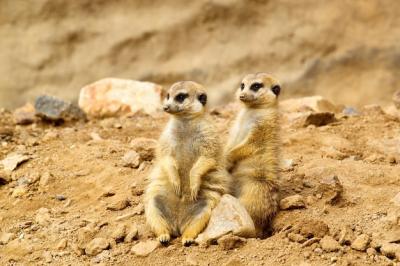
xmin=366 ymin=247 xmax=377 ymax=256
xmin=296 ymin=219 xmax=329 ymax=238
xmin=279 ymin=194 xmax=306 ymax=210
xmin=280 ymin=96 xmax=340 ymax=113
xmin=317 ymin=175 xmax=343 ymax=204
xmin=106 ymin=198 xmax=130 ymax=211
xmin=301 ymin=237 xmax=321 ymax=248
xmin=131 ymin=240 xmax=160 ymax=257
xmin=288 ymin=233 xmax=307 ymax=243
xmin=0 ymin=169 xmax=11 ymax=184
xmin=85 ymin=238 xmax=110 ymax=256
xmin=304 ymin=112 xmax=336 ymax=127
xmin=342 ymin=107 xmax=359 ymax=116
xmin=320 ymin=236 xmax=340 ymax=252
xmin=338 ymin=225 xmax=355 ymax=245
xmin=115 ymin=203 xmax=144 ymax=221
xmin=78 ymin=78 xmax=162 ymax=118
xmin=110 ymin=224 xmax=127 ymax=243
xmin=35 ymin=95 xmax=86 ymax=121
xmin=380 ymin=243 xmax=400 ymax=260
xmin=35 ymin=208 xmax=51 ymax=226
xmin=0 ymin=232 xmax=15 ymax=245
xmin=391 ymin=192 xmax=400 ymax=207
xmin=321 ymin=146 xmax=347 ymax=160
xmin=1 ymin=152 xmax=30 ymax=171
xmin=124 ymin=226 xmax=139 ymax=243
xmin=39 ymin=172 xmax=54 ymax=187
xmin=13 ymin=103 xmax=36 ymax=125
xmin=56 ymin=239 xmax=68 ymax=250
xmin=55 ymin=194 xmax=66 ymax=201
xmin=361 ymin=104 xmax=385 ymax=116
xmin=196 ymin=194 xmax=256 ymax=244
xmin=351 ymin=234 xmax=370 ymax=251
xmin=129 ymin=138 xmax=158 ymax=161
xmin=217 ymin=234 xmax=246 ymax=250
xmin=77 ymin=226 xmax=97 ymax=249
xmin=11 ymin=186 xmax=28 ymax=198
xmin=122 ymin=151 xmax=141 ymax=168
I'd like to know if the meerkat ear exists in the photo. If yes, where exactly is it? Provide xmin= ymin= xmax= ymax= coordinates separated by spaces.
xmin=271 ymin=85 xmax=281 ymax=96
xmin=198 ymin=93 xmax=207 ymax=106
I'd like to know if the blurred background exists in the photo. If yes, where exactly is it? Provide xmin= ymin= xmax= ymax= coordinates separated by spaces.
xmin=0 ymin=0 xmax=399 ymax=109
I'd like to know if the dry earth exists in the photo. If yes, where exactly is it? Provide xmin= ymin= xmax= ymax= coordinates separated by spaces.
xmin=0 ymin=100 xmax=400 ymax=266
xmin=1 ymin=0 xmax=400 ymax=108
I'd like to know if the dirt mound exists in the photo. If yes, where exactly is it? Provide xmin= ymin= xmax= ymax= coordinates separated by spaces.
xmin=1 ymin=1 xmax=400 ymax=108
xmin=0 ymin=100 xmax=399 ymax=265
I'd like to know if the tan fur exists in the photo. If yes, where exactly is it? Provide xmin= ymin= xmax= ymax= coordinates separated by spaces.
xmin=144 ymin=81 xmax=230 ymax=245
xmin=225 ymin=73 xmax=281 ymax=236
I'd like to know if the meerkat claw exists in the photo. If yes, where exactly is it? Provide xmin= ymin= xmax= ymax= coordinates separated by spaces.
xmin=158 ymin=234 xmax=171 ymax=245
xmin=182 ymin=237 xmax=195 ymax=247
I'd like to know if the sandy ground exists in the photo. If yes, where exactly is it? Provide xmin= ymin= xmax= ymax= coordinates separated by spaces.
xmin=0 ymin=101 xmax=399 ymax=266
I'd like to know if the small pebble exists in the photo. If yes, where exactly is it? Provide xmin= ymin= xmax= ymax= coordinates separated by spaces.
xmin=55 ymin=195 xmax=66 ymax=201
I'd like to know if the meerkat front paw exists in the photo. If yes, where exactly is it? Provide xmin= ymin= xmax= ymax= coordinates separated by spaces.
xmin=182 ymin=237 xmax=195 ymax=246
xmin=158 ymin=234 xmax=171 ymax=245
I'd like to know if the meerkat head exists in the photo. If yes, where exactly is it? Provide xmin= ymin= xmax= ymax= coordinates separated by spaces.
xmin=162 ymin=81 xmax=208 ymax=118
xmin=237 ymin=73 xmax=281 ymax=108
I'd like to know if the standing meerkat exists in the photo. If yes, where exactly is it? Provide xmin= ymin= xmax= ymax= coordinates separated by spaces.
xmin=144 ymin=81 xmax=230 ymax=246
xmin=225 ymin=73 xmax=281 ymax=236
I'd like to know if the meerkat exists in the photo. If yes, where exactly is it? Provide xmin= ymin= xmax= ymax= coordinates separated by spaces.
xmin=225 ymin=73 xmax=281 ymax=236
xmin=144 ymin=81 xmax=230 ymax=246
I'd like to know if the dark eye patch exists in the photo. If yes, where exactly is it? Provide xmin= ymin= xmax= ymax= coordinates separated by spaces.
xmin=198 ymin=93 xmax=207 ymax=106
xmin=271 ymin=85 xmax=281 ymax=96
xmin=250 ymin=82 xmax=263 ymax=92
xmin=240 ymin=83 xmax=245 ymax=91
xmin=174 ymin=93 xmax=189 ymax=103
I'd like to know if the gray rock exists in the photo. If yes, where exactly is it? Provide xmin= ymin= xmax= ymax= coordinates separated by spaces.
xmin=342 ymin=107 xmax=359 ymax=116
xmin=55 ymin=195 xmax=66 ymax=201
xmin=280 ymin=194 xmax=306 ymax=210
xmin=196 ymin=194 xmax=255 ymax=244
xmin=35 ymin=95 xmax=86 ymax=121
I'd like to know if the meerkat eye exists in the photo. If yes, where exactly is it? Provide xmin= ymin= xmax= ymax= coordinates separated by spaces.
xmin=250 ymin=82 xmax=263 ymax=92
xmin=271 ymin=85 xmax=281 ymax=96
xmin=174 ymin=93 xmax=188 ymax=103
xmin=240 ymin=83 xmax=245 ymax=91
xmin=198 ymin=93 xmax=207 ymax=106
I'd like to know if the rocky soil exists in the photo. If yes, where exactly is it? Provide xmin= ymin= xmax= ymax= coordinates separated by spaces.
xmin=1 ymin=0 xmax=400 ymax=108
xmin=1 ymin=96 xmax=400 ymax=266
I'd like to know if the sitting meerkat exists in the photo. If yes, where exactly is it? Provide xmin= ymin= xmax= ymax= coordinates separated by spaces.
xmin=225 ymin=72 xmax=281 ymax=236
xmin=144 ymin=81 xmax=230 ymax=246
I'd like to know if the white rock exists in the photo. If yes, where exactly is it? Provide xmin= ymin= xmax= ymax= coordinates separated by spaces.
xmin=122 ymin=151 xmax=140 ymax=168
xmin=35 ymin=208 xmax=51 ymax=226
xmin=1 ymin=153 xmax=30 ymax=172
xmin=79 ymin=78 xmax=162 ymax=118
xmin=131 ymin=240 xmax=160 ymax=257
xmin=196 ymin=194 xmax=255 ymax=244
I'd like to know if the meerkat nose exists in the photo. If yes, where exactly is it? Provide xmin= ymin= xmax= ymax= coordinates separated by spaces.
xmin=163 ymin=105 xmax=170 ymax=112
xmin=239 ymin=95 xmax=246 ymax=100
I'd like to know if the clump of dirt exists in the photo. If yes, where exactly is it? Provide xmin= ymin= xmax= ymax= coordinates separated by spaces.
xmin=0 ymin=101 xmax=399 ymax=265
